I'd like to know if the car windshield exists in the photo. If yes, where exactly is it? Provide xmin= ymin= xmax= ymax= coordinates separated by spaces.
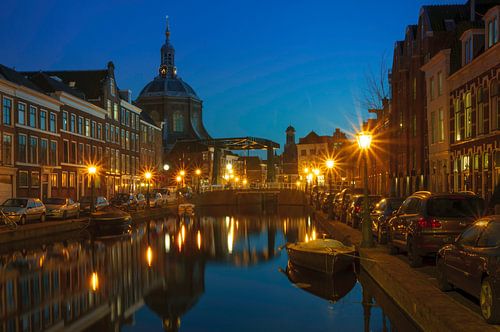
xmin=43 ymin=198 xmax=65 ymax=205
xmin=427 ymin=197 xmax=485 ymax=218
xmin=2 ymin=199 xmax=28 ymax=207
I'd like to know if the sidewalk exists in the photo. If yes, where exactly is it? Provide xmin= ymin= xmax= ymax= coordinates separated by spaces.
xmin=314 ymin=211 xmax=500 ymax=332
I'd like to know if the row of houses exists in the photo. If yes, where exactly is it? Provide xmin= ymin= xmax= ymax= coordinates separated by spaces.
xmin=0 ymin=61 xmax=163 ymax=203
xmin=364 ymin=0 xmax=500 ymax=201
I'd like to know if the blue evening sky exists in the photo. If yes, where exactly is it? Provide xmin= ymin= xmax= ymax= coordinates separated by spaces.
xmin=1 ymin=0 xmax=459 ymax=147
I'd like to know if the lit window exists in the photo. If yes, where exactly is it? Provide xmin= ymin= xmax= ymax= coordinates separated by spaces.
xmin=173 ymin=111 xmax=184 ymax=132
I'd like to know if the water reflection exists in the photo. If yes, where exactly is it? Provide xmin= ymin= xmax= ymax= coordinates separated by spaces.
xmin=0 ymin=211 xmax=418 ymax=331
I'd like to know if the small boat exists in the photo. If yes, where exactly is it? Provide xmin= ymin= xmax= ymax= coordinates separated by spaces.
xmin=178 ymin=203 xmax=195 ymax=216
xmin=286 ymin=239 xmax=356 ymax=275
xmin=90 ymin=206 xmax=132 ymax=229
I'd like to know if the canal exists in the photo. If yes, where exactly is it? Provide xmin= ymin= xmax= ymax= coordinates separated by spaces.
xmin=0 ymin=209 xmax=420 ymax=331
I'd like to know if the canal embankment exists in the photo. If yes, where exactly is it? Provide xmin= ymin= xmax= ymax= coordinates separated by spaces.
xmin=0 ymin=205 xmax=177 ymax=244
xmin=314 ymin=211 xmax=500 ymax=332
xmin=195 ymin=189 xmax=307 ymax=207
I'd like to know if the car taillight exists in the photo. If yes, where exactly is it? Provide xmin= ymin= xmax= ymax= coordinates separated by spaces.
xmin=417 ymin=217 xmax=441 ymax=228
xmin=355 ymin=206 xmax=361 ymax=213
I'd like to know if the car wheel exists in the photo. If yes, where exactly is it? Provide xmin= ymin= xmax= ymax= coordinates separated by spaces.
xmin=436 ymin=257 xmax=453 ymax=291
xmin=20 ymin=215 xmax=26 ymax=225
xmin=481 ymin=277 xmax=500 ymax=324
xmin=40 ymin=213 xmax=46 ymax=223
xmin=407 ymin=237 xmax=423 ymax=268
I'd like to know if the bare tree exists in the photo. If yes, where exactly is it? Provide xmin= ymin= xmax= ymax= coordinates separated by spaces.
xmin=358 ymin=53 xmax=390 ymax=111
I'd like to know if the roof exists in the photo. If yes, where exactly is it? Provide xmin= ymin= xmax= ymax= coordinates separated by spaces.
xmin=22 ymin=68 xmax=109 ymax=100
xmin=298 ymin=131 xmax=330 ymax=144
xmin=140 ymin=110 xmax=159 ymax=127
xmin=27 ymin=72 xmax=85 ymax=99
xmin=0 ymin=64 xmax=43 ymax=92
xmin=422 ymin=5 xmax=469 ymax=32
xmin=138 ymin=76 xmax=199 ymax=100
xmin=286 ymin=125 xmax=296 ymax=132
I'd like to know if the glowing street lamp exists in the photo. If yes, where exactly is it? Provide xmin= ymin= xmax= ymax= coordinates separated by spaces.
xmin=163 ymin=164 xmax=170 ymax=171
xmin=325 ymin=158 xmax=335 ymax=218
xmin=195 ymin=168 xmax=201 ymax=193
xmin=87 ymin=165 xmax=98 ymax=213
xmin=144 ymin=171 xmax=153 ymax=209
xmin=356 ymin=131 xmax=374 ymax=248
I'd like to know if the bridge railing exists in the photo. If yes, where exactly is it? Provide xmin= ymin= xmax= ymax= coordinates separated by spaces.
xmin=199 ymin=183 xmax=306 ymax=193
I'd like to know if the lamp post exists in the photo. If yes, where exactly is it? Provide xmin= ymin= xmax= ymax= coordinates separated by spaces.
xmin=303 ymin=167 xmax=309 ymax=193
xmin=326 ymin=159 xmax=335 ymax=219
xmin=313 ymin=168 xmax=320 ymax=209
xmin=87 ymin=165 xmax=97 ymax=213
xmin=179 ymin=170 xmax=185 ymax=187
xmin=144 ymin=171 xmax=152 ymax=210
xmin=356 ymin=131 xmax=374 ymax=248
xmin=195 ymin=168 xmax=201 ymax=194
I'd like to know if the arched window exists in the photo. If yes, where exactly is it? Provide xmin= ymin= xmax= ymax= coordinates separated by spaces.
xmin=173 ymin=111 xmax=183 ymax=132
xmin=491 ymin=79 xmax=499 ymax=130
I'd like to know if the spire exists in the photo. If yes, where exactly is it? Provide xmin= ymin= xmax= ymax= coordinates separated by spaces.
xmin=165 ymin=15 xmax=170 ymax=40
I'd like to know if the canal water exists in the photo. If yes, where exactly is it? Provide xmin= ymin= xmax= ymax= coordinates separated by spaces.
xmin=0 ymin=208 xmax=419 ymax=331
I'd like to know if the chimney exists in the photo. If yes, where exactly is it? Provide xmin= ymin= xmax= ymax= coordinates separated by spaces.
xmin=470 ymin=0 xmax=475 ymax=22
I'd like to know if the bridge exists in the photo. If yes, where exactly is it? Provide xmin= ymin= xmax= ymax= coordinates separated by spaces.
xmin=176 ymin=136 xmax=280 ymax=182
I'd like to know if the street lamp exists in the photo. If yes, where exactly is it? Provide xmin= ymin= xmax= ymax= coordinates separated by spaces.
xmin=195 ymin=168 xmax=201 ymax=194
xmin=87 ymin=165 xmax=97 ymax=213
xmin=163 ymin=164 xmax=170 ymax=171
xmin=144 ymin=171 xmax=152 ymax=209
xmin=325 ymin=159 xmax=335 ymax=219
xmin=356 ymin=131 xmax=374 ymax=248
xmin=179 ymin=170 xmax=186 ymax=187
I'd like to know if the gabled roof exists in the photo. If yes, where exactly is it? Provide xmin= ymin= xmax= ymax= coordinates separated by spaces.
xmin=298 ymin=131 xmax=330 ymax=144
xmin=0 ymin=64 xmax=43 ymax=92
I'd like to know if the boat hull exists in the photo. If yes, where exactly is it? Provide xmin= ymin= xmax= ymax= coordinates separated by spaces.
xmin=286 ymin=244 xmax=355 ymax=274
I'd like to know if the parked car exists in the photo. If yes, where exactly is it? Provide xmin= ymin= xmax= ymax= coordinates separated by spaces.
xmin=332 ymin=192 xmax=343 ymax=219
xmin=346 ymin=195 xmax=381 ymax=228
xmin=136 ymin=193 xmax=146 ymax=210
xmin=0 ymin=198 xmax=46 ymax=224
xmin=321 ymin=192 xmax=336 ymax=214
xmin=336 ymin=188 xmax=366 ymax=222
xmin=146 ymin=193 xmax=165 ymax=208
xmin=387 ymin=191 xmax=485 ymax=267
xmin=371 ymin=197 xmax=405 ymax=244
xmin=110 ymin=193 xmax=138 ymax=211
xmin=79 ymin=196 xmax=109 ymax=213
xmin=436 ymin=215 xmax=500 ymax=323
xmin=44 ymin=197 xmax=80 ymax=219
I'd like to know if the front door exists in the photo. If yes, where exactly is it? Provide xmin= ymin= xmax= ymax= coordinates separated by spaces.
xmin=41 ymin=174 xmax=49 ymax=200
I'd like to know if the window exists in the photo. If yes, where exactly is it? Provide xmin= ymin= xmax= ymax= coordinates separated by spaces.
xmin=173 ymin=111 xmax=184 ymax=132
xmin=40 ymin=111 xmax=47 ymax=131
xmin=77 ymin=116 xmax=83 ymax=134
xmin=19 ymin=171 xmax=28 ymax=188
xmin=458 ymin=225 xmax=483 ymax=246
xmin=70 ymin=141 xmax=76 ymax=164
xmin=488 ymin=17 xmax=498 ymax=48
xmin=61 ymin=171 xmax=68 ymax=188
xmin=49 ymin=113 xmax=56 ymax=132
xmin=40 ymin=139 xmax=48 ymax=165
xmin=62 ymin=111 xmax=68 ymax=131
xmin=29 ymin=136 xmax=38 ymax=164
xmin=50 ymin=173 xmax=58 ymax=188
xmin=412 ymin=113 xmax=417 ymax=137
xmin=110 ymin=125 xmax=115 ymax=143
xmin=70 ymin=114 xmax=76 ymax=132
xmin=97 ymin=123 xmax=102 ymax=140
xmin=50 ymin=141 xmax=57 ymax=166
xmin=69 ymin=172 xmax=76 ymax=188
xmin=86 ymin=145 xmax=91 ymax=163
xmin=430 ymin=111 xmax=436 ymax=144
xmin=484 ymin=152 xmax=490 ymax=169
xmin=29 ymin=106 xmax=37 ymax=127
xmin=91 ymin=121 xmax=96 ymax=138
xmin=18 ymin=102 xmax=26 ymax=125
xmin=78 ymin=143 xmax=84 ymax=164
xmin=465 ymin=92 xmax=472 ymax=138
xmin=107 ymin=100 xmax=112 ymax=118
xmin=491 ymin=80 xmax=499 ymax=130
xmin=2 ymin=98 xmax=12 ymax=125
xmin=438 ymin=108 xmax=444 ymax=142
xmin=437 ymin=72 xmax=443 ymax=96
xmin=429 ymin=77 xmax=435 ymax=100
xmin=85 ymin=119 xmax=90 ymax=136
xmin=120 ymin=107 xmax=125 ymax=125
xmin=63 ymin=140 xmax=69 ymax=163
xmin=18 ymin=134 xmax=27 ymax=163
xmin=31 ymin=171 xmax=40 ymax=188
xmin=477 ymin=222 xmax=500 ymax=247
xmin=3 ymin=134 xmax=12 ymax=165
xmin=121 ymin=129 xmax=125 ymax=149
xmin=454 ymin=98 xmax=462 ymax=142
xmin=113 ymin=103 xmax=119 ymax=121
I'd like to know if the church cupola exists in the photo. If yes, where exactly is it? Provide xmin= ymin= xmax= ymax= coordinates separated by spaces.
xmin=159 ymin=16 xmax=177 ymax=78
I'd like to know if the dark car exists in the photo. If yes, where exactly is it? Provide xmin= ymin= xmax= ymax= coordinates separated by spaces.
xmin=388 ymin=191 xmax=485 ymax=267
xmin=79 ymin=196 xmax=109 ymax=213
xmin=371 ymin=197 xmax=404 ymax=244
xmin=346 ymin=195 xmax=381 ymax=229
xmin=337 ymin=188 xmax=367 ymax=223
xmin=321 ymin=192 xmax=336 ymax=214
xmin=332 ymin=192 xmax=343 ymax=219
xmin=110 ymin=193 xmax=138 ymax=211
xmin=436 ymin=216 xmax=500 ymax=323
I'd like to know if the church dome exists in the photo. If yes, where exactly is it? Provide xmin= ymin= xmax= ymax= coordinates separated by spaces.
xmin=138 ymin=76 xmax=200 ymax=100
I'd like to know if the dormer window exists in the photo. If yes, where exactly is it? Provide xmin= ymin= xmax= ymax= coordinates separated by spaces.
xmin=109 ymin=78 xmax=115 ymax=97
xmin=488 ymin=16 xmax=498 ymax=48
xmin=464 ymin=37 xmax=473 ymax=64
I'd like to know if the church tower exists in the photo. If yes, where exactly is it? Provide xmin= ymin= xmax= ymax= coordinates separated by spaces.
xmin=159 ymin=16 xmax=177 ymax=78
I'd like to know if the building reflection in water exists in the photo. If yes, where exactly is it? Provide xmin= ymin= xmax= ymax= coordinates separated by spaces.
xmin=0 ymin=208 xmax=412 ymax=331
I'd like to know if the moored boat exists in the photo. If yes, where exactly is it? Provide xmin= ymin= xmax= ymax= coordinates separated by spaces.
xmin=178 ymin=203 xmax=195 ymax=216
xmin=90 ymin=206 xmax=132 ymax=229
xmin=286 ymin=239 xmax=356 ymax=275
